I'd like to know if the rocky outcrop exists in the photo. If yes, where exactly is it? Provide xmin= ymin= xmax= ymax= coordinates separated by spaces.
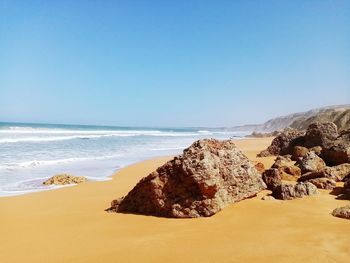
xmin=306 ymin=178 xmax=336 ymax=190
xmin=43 ymin=174 xmax=87 ymax=185
xmin=107 ymin=139 xmax=266 ymax=218
xmin=257 ymin=122 xmax=350 ymax=166
xmin=296 ymin=152 xmax=326 ymax=174
xmin=233 ymin=105 xmax=350 ymax=134
xmin=272 ymin=182 xmax=318 ymax=200
xmin=257 ymin=129 xmax=304 ymax=157
xmin=262 ymin=168 xmax=282 ymax=191
xmin=332 ymin=205 xmax=350 ymax=220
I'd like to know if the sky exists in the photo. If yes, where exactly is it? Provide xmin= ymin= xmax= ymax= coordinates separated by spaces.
xmin=0 ymin=0 xmax=349 ymax=127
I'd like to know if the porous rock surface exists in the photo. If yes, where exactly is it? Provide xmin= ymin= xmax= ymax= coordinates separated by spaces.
xmin=332 ymin=205 xmax=350 ymax=220
xmin=257 ymin=129 xmax=304 ymax=157
xmin=107 ymin=139 xmax=266 ymax=218
xmin=262 ymin=168 xmax=282 ymax=191
xmin=43 ymin=174 xmax=87 ymax=185
xmin=296 ymin=152 xmax=326 ymax=174
xmin=306 ymin=178 xmax=336 ymax=190
xmin=272 ymin=182 xmax=318 ymax=200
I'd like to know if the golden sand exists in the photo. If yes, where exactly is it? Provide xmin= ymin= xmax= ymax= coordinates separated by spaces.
xmin=0 ymin=138 xmax=349 ymax=263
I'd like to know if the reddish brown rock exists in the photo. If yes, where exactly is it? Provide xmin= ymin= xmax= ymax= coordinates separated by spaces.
xmin=306 ymin=178 xmax=336 ymax=190
xmin=282 ymin=165 xmax=301 ymax=177
xmin=107 ymin=139 xmax=266 ymax=218
xmin=254 ymin=162 xmax=265 ymax=174
xmin=319 ymin=128 xmax=350 ymax=166
xmin=262 ymin=168 xmax=282 ymax=191
xmin=291 ymin=146 xmax=309 ymax=161
xmin=297 ymin=170 xmax=340 ymax=183
xmin=321 ymin=144 xmax=350 ymax=166
xmin=257 ymin=129 xmax=305 ymax=157
xmin=271 ymin=156 xmax=292 ymax=169
xmin=302 ymin=122 xmax=338 ymax=148
xmin=270 ymin=156 xmax=301 ymax=181
xmin=272 ymin=182 xmax=318 ymax=200
xmin=296 ymin=152 xmax=326 ymax=174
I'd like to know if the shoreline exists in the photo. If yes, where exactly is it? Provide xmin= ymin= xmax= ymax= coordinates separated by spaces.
xmin=1 ymin=138 xmax=349 ymax=262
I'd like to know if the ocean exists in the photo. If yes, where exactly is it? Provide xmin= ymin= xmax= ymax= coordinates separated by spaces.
xmin=0 ymin=122 xmax=248 ymax=196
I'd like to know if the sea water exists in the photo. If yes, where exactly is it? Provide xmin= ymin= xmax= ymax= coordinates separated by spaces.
xmin=0 ymin=122 xmax=248 ymax=196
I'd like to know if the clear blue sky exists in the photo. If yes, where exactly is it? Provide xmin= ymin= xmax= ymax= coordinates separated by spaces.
xmin=0 ymin=1 xmax=349 ymax=127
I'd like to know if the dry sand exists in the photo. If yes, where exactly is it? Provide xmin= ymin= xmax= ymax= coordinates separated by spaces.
xmin=0 ymin=138 xmax=349 ymax=263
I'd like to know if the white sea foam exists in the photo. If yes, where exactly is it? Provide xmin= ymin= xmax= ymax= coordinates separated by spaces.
xmin=0 ymin=154 xmax=122 ymax=170
xmin=0 ymin=123 xmax=245 ymax=197
xmin=0 ymin=131 xmax=211 ymax=144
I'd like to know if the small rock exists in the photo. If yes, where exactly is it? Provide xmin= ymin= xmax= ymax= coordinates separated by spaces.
xmin=291 ymin=146 xmax=309 ymax=161
xmin=262 ymin=168 xmax=282 ymax=191
xmin=254 ymin=162 xmax=265 ymax=174
xmin=306 ymin=178 xmax=336 ymax=190
xmin=43 ymin=174 xmax=87 ymax=185
xmin=271 ymin=156 xmax=292 ymax=169
xmin=309 ymin=146 xmax=322 ymax=155
xmin=297 ymin=169 xmax=340 ymax=182
xmin=332 ymin=205 xmax=350 ymax=220
xmin=272 ymin=182 xmax=318 ymax=200
xmin=261 ymin=195 xmax=276 ymax=201
xmin=296 ymin=152 xmax=326 ymax=174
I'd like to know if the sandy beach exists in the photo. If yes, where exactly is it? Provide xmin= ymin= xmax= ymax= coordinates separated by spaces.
xmin=0 ymin=137 xmax=349 ymax=263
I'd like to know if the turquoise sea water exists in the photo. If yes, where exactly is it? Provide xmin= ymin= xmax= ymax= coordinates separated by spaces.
xmin=0 ymin=122 xmax=248 ymax=196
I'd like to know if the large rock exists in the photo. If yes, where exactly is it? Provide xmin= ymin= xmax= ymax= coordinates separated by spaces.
xmin=306 ymin=178 xmax=336 ymax=190
xmin=303 ymin=122 xmax=338 ymax=149
xmin=272 ymin=182 xmax=318 ymax=200
xmin=296 ymin=152 xmax=326 ymax=174
xmin=43 ymin=174 xmax=87 ymax=185
xmin=262 ymin=168 xmax=282 ymax=191
xmin=107 ymin=139 xmax=266 ymax=218
xmin=257 ymin=129 xmax=305 ymax=157
xmin=332 ymin=205 xmax=350 ymax=220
